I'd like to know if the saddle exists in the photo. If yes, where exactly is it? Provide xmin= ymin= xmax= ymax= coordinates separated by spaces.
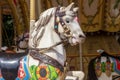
xmin=30 ymin=50 xmax=64 ymax=72
xmin=0 ymin=52 xmax=28 ymax=80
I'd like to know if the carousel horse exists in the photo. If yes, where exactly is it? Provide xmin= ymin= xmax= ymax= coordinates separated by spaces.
xmin=0 ymin=3 xmax=85 ymax=80
xmin=0 ymin=32 xmax=29 ymax=53
xmin=15 ymin=31 xmax=29 ymax=53
xmin=87 ymin=50 xmax=120 ymax=80
xmin=1 ymin=32 xmax=29 ymax=53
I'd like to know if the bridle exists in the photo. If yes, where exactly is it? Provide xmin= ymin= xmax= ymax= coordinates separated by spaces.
xmin=28 ymin=7 xmax=77 ymax=71
xmin=30 ymin=7 xmax=75 ymax=53
xmin=16 ymin=33 xmax=29 ymax=50
xmin=54 ymin=7 xmax=72 ymax=38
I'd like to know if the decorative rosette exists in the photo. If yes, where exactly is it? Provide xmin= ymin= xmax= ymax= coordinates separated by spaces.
xmin=36 ymin=65 xmax=49 ymax=80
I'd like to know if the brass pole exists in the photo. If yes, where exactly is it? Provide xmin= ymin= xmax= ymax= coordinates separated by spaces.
xmin=30 ymin=0 xmax=35 ymax=20
xmin=29 ymin=0 xmax=36 ymax=47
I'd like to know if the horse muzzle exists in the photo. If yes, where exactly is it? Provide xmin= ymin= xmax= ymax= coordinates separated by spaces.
xmin=70 ymin=34 xmax=86 ymax=45
xmin=79 ymin=34 xmax=86 ymax=43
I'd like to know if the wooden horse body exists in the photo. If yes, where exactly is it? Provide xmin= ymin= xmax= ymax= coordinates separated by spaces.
xmin=88 ymin=50 xmax=120 ymax=80
xmin=0 ymin=3 xmax=85 ymax=80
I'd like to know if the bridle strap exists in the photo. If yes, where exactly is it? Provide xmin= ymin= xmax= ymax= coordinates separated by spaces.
xmin=54 ymin=7 xmax=66 ymax=33
xmin=29 ymin=39 xmax=67 ymax=53
xmin=54 ymin=7 xmax=71 ymax=38
xmin=16 ymin=33 xmax=28 ymax=50
xmin=54 ymin=7 xmax=60 ymax=33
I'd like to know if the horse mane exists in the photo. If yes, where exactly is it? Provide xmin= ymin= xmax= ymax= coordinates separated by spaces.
xmin=30 ymin=7 xmax=57 ymax=47
xmin=87 ymin=57 xmax=98 ymax=80
xmin=99 ymin=51 xmax=120 ymax=60
xmin=35 ymin=7 xmax=57 ymax=30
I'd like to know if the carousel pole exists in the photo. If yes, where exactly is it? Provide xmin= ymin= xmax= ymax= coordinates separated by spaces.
xmin=36 ymin=0 xmax=42 ymax=18
xmin=30 ymin=0 xmax=36 ymax=28
xmin=79 ymin=43 xmax=83 ymax=71
xmin=29 ymin=0 xmax=36 ymax=47
xmin=0 ymin=6 xmax=2 ymax=50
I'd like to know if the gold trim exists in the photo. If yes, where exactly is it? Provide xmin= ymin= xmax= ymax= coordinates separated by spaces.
xmin=19 ymin=0 xmax=29 ymax=30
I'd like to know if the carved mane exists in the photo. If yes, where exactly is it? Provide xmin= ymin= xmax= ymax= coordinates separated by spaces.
xmin=35 ymin=7 xmax=56 ymax=30
xmin=30 ymin=7 xmax=57 ymax=47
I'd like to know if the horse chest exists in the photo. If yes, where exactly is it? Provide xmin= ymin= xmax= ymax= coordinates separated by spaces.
xmin=20 ymin=55 xmax=62 ymax=80
xmin=27 ymin=51 xmax=63 ymax=80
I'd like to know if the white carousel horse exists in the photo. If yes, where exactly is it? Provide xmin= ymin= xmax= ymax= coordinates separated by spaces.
xmin=0 ymin=3 xmax=85 ymax=80
xmin=87 ymin=49 xmax=120 ymax=80
xmin=0 ymin=32 xmax=29 ymax=53
xmin=15 ymin=31 xmax=29 ymax=53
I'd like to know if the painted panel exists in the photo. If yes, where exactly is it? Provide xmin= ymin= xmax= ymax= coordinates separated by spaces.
xmin=103 ymin=0 xmax=120 ymax=32
xmin=79 ymin=0 xmax=104 ymax=32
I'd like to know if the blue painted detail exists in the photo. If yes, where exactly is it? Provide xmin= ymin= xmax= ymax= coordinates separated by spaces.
xmin=16 ymin=56 xmax=30 ymax=80
xmin=54 ymin=25 xmax=58 ymax=29
xmin=23 ymin=56 xmax=30 ymax=80
xmin=112 ymin=58 xmax=120 ymax=74
xmin=0 ymin=78 xmax=4 ymax=80
xmin=15 ymin=77 xmax=19 ymax=80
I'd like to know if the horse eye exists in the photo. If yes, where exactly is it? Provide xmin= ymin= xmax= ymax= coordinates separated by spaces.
xmin=66 ymin=20 xmax=69 ymax=23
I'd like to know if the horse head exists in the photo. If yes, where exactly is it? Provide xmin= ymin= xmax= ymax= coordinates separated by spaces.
xmin=16 ymin=31 xmax=29 ymax=49
xmin=29 ymin=3 xmax=85 ymax=48
xmin=54 ymin=2 xmax=86 ymax=45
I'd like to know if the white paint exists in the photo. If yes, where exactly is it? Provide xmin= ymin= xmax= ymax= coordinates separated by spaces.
xmin=66 ymin=71 xmax=85 ymax=80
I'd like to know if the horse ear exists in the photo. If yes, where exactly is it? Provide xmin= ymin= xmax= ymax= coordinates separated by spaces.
xmin=73 ymin=7 xmax=79 ymax=13
xmin=65 ymin=2 xmax=74 ymax=11
xmin=97 ymin=49 xmax=104 ymax=54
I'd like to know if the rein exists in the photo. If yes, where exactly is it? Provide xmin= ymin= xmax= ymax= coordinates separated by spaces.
xmin=17 ymin=33 xmax=28 ymax=43
xmin=29 ymin=39 xmax=68 ymax=53
xmin=16 ymin=33 xmax=29 ymax=50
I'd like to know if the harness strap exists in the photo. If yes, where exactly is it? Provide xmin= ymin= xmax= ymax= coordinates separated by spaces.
xmin=54 ymin=7 xmax=66 ymax=33
xmin=30 ymin=50 xmax=64 ymax=72
xmin=54 ymin=7 xmax=71 ymax=38
xmin=29 ymin=39 xmax=67 ymax=53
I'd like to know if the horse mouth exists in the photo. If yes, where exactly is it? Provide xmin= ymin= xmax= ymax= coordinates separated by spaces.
xmin=69 ymin=36 xmax=86 ymax=46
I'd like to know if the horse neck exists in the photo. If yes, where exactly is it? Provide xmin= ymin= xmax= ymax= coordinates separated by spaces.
xmin=37 ymin=16 xmax=64 ymax=52
xmin=34 ymin=16 xmax=61 ymax=48
xmin=35 ymin=16 xmax=66 ymax=66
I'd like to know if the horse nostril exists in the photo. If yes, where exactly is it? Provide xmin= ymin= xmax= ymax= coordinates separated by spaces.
xmin=79 ymin=35 xmax=86 ymax=38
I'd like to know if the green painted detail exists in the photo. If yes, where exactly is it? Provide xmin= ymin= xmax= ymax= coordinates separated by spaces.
xmin=112 ymin=62 xmax=114 ymax=72
xmin=101 ymin=62 xmax=105 ymax=72
xmin=48 ymin=65 xmax=58 ymax=80
xmin=29 ymin=65 xmax=37 ymax=80
xmin=29 ymin=64 xmax=59 ymax=80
